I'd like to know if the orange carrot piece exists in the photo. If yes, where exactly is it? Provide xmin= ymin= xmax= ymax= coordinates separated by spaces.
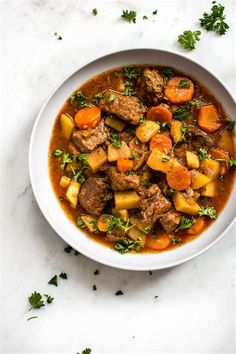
xmin=209 ymin=148 xmax=230 ymax=175
xmin=146 ymin=231 xmax=172 ymax=250
xmin=164 ymin=76 xmax=194 ymax=104
xmin=197 ymin=105 xmax=221 ymax=133
xmin=74 ymin=106 xmax=101 ymax=129
xmin=166 ymin=166 xmax=191 ymax=191
xmin=150 ymin=134 xmax=172 ymax=154
xmin=147 ymin=105 xmax=173 ymax=123
xmin=187 ymin=218 xmax=205 ymax=235
xmin=97 ymin=215 xmax=112 ymax=232
xmin=117 ymin=159 xmax=134 ymax=172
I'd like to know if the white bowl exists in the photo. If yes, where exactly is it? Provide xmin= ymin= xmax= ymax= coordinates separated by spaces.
xmin=29 ymin=49 xmax=236 ymax=271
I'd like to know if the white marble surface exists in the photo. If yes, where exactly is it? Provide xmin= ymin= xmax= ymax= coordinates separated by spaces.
xmin=1 ymin=1 xmax=236 ymax=353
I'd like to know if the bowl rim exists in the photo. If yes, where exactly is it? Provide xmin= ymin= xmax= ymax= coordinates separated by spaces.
xmin=29 ymin=47 xmax=236 ymax=271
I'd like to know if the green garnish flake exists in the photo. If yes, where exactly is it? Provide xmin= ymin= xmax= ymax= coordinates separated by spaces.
xmin=171 ymin=237 xmax=182 ymax=245
xmin=60 ymin=153 xmax=72 ymax=171
xmin=198 ymin=147 xmax=209 ymax=160
xmin=44 ymin=294 xmax=54 ymax=304
xmin=76 ymin=92 xmax=90 ymax=108
xmin=229 ymin=159 xmax=236 ymax=167
xmin=143 ymin=15 xmax=148 ymax=20
xmin=199 ymin=2 xmax=229 ymax=35
xmin=53 ymin=149 xmax=62 ymax=157
xmin=176 ymin=216 xmax=196 ymax=232
xmin=109 ymin=93 xmax=116 ymax=102
xmin=124 ymin=67 xmax=141 ymax=79
xmin=108 ymin=132 xmax=122 ymax=148
xmin=174 ymin=107 xmax=189 ymax=120
xmin=114 ymin=237 xmax=142 ymax=254
xmin=199 ymin=206 xmax=217 ymax=219
xmin=64 ymin=245 xmax=72 ymax=253
xmin=179 ymin=80 xmax=190 ymax=88
xmin=139 ymin=118 xmax=146 ymax=125
xmin=115 ymin=290 xmax=124 ymax=296
xmin=74 ymin=153 xmax=89 ymax=166
xmin=92 ymin=8 xmax=97 ymax=16
xmin=92 ymin=284 xmax=97 ymax=291
xmin=153 ymin=9 xmax=158 ymax=15
xmin=59 ymin=272 xmax=67 ymax=279
xmin=77 ymin=217 xmax=87 ymax=229
xmin=77 ymin=349 xmax=92 ymax=354
xmin=166 ymin=188 xmax=176 ymax=196
xmin=94 ymin=269 xmax=99 ymax=275
xmin=28 ymin=291 xmax=45 ymax=310
xmin=181 ymin=122 xmax=188 ymax=141
xmin=93 ymin=92 xmax=104 ymax=104
xmin=27 ymin=316 xmax=38 ymax=321
xmin=123 ymin=80 xmax=134 ymax=96
xmin=48 ymin=275 xmax=58 ymax=287
xmin=161 ymin=67 xmax=175 ymax=78
xmin=121 ymin=9 xmax=137 ymax=23
xmin=178 ymin=30 xmax=201 ymax=50
xmin=162 ymin=156 xmax=170 ymax=162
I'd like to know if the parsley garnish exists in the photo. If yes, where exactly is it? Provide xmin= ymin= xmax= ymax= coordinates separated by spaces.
xmin=44 ymin=294 xmax=54 ymax=304
xmin=59 ymin=272 xmax=67 ymax=279
xmin=53 ymin=149 xmax=62 ymax=157
xmin=77 ymin=349 xmax=92 ymax=354
xmin=108 ymin=132 xmax=122 ymax=148
xmin=124 ymin=67 xmax=141 ymax=79
xmin=176 ymin=216 xmax=196 ymax=232
xmin=93 ymin=92 xmax=104 ymax=104
xmin=109 ymin=93 xmax=116 ymax=102
xmin=74 ymin=153 xmax=89 ymax=166
xmin=161 ymin=67 xmax=175 ymax=78
xmin=92 ymin=8 xmax=97 ymax=16
xmin=60 ymin=153 xmax=72 ymax=171
xmin=166 ymin=188 xmax=176 ymax=196
xmin=90 ymin=220 xmax=99 ymax=233
xmin=121 ymin=10 xmax=137 ymax=23
xmin=76 ymin=92 xmax=90 ymax=108
xmin=198 ymin=147 xmax=209 ymax=160
xmin=123 ymin=80 xmax=134 ymax=96
xmin=173 ymin=107 xmax=189 ymax=120
xmin=153 ymin=9 xmax=158 ymax=15
xmin=48 ymin=275 xmax=58 ymax=287
xmin=92 ymin=284 xmax=97 ymax=291
xmin=199 ymin=2 xmax=229 ymax=35
xmin=27 ymin=316 xmax=38 ymax=321
xmin=77 ymin=217 xmax=87 ymax=229
xmin=71 ymin=166 xmax=86 ymax=184
xmin=28 ymin=292 xmax=45 ymax=310
xmin=171 ymin=237 xmax=182 ymax=245
xmin=178 ymin=30 xmax=201 ymax=50
xmin=162 ymin=156 xmax=170 ymax=162
xmin=143 ymin=15 xmax=148 ymax=20
xmin=64 ymin=245 xmax=72 ymax=253
xmin=229 ymin=159 xmax=236 ymax=167
xmin=94 ymin=269 xmax=99 ymax=275
xmin=179 ymin=80 xmax=190 ymax=88
xmin=139 ymin=118 xmax=146 ymax=125
xmin=199 ymin=206 xmax=217 ymax=219
xmin=115 ymin=290 xmax=124 ymax=296
xmin=181 ymin=122 xmax=188 ymax=141
xmin=114 ymin=237 xmax=142 ymax=254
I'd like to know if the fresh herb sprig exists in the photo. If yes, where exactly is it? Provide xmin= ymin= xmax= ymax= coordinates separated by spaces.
xmin=176 ymin=216 xmax=196 ymax=232
xmin=108 ymin=133 xmax=122 ymax=148
xmin=115 ymin=237 xmax=142 ymax=254
xmin=121 ymin=10 xmax=137 ymax=23
xmin=198 ymin=148 xmax=209 ymax=160
xmin=178 ymin=30 xmax=201 ymax=50
xmin=199 ymin=206 xmax=217 ymax=219
xmin=199 ymin=2 xmax=229 ymax=35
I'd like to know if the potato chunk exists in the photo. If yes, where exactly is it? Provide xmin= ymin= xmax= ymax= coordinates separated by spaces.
xmin=201 ymin=181 xmax=217 ymax=197
xmin=173 ymin=193 xmax=200 ymax=215
xmin=114 ymin=191 xmax=140 ymax=210
xmin=112 ymin=208 xmax=129 ymax=222
xmin=108 ymin=141 xmax=131 ymax=162
xmin=147 ymin=149 xmax=172 ymax=173
xmin=218 ymin=130 xmax=234 ymax=155
xmin=136 ymin=120 xmax=160 ymax=143
xmin=200 ymin=159 xmax=220 ymax=180
xmin=128 ymin=227 xmax=146 ymax=247
xmin=80 ymin=215 xmax=97 ymax=232
xmin=105 ymin=116 xmax=126 ymax=132
xmin=86 ymin=147 xmax=108 ymax=172
xmin=186 ymin=151 xmax=200 ymax=169
xmin=190 ymin=170 xmax=211 ymax=190
xmin=60 ymin=114 xmax=75 ymax=139
xmin=170 ymin=120 xmax=182 ymax=143
xmin=65 ymin=180 xmax=80 ymax=207
xmin=59 ymin=176 xmax=71 ymax=189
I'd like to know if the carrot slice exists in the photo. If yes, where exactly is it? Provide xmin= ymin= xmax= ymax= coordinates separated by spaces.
xmin=147 ymin=105 xmax=173 ymax=123
xmin=164 ymin=77 xmax=194 ymax=104
xmin=187 ymin=218 xmax=205 ymax=235
xmin=146 ymin=231 xmax=172 ymax=250
xmin=97 ymin=215 xmax=112 ymax=232
xmin=197 ymin=105 xmax=221 ymax=133
xmin=117 ymin=159 xmax=133 ymax=172
xmin=150 ymin=134 xmax=172 ymax=154
xmin=74 ymin=106 xmax=101 ymax=129
xmin=166 ymin=166 xmax=191 ymax=191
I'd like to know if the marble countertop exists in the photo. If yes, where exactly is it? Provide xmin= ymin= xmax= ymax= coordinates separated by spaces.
xmin=1 ymin=1 xmax=235 ymax=353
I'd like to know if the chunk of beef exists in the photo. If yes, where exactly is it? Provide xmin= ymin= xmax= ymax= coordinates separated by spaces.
xmin=173 ymin=143 xmax=188 ymax=166
xmin=129 ymin=139 xmax=149 ymax=170
xmin=78 ymin=177 xmax=109 ymax=216
xmin=137 ymin=184 xmax=171 ymax=225
xmin=159 ymin=208 xmax=181 ymax=233
xmin=187 ymin=125 xmax=214 ymax=149
xmin=72 ymin=120 xmax=109 ymax=153
xmin=137 ymin=68 xmax=164 ymax=103
xmin=99 ymin=90 xmax=146 ymax=125
xmin=107 ymin=166 xmax=140 ymax=191
xmin=119 ymin=130 xmax=134 ymax=143
xmin=105 ymin=227 xmax=126 ymax=242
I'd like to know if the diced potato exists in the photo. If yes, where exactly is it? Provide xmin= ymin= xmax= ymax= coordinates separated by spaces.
xmin=60 ymin=113 xmax=75 ymax=139
xmin=86 ymin=147 xmax=108 ymax=172
xmin=200 ymin=158 xmax=220 ymax=180
xmin=114 ymin=191 xmax=140 ymax=210
xmin=173 ymin=193 xmax=200 ymax=215
xmin=186 ymin=151 xmax=200 ymax=169
xmin=190 ymin=170 xmax=211 ymax=190
xmin=218 ymin=130 xmax=234 ymax=155
xmin=65 ymin=180 xmax=80 ymax=207
xmin=193 ymin=191 xmax=201 ymax=200
xmin=80 ymin=215 xmax=97 ymax=232
xmin=171 ymin=158 xmax=183 ymax=168
xmin=201 ymin=181 xmax=217 ymax=197
xmin=105 ymin=116 xmax=126 ymax=132
xmin=136 ymin=120 xmax=160 ymax=143
xmin=147 ymin=149 xmax=172 ymax=173
xmin=128 ymin=227 xmax=146 ymax=247
xmin=59 ymin=176 xmax=71 ymax=189
xmin=112 ymin=208 xmax=129 ymax=222
xmin=108 ymin=141 xmax=131 ymax=162
xmin=170 ymin=120 xmax=182 ymax=143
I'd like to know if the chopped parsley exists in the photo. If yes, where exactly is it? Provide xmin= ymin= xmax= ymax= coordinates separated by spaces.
xmin=74 ymin=153 xmax=89 ymax=166
xmin=53 ymin=148 xmax=63 ymax=157
xmin=48 ymin=275 xmax=58 ymax=287
xmin=94 ymin=269 xmax=99 ymax=275
xmin=179 ymin=79 xmax=190 ymax=88
xmin=198 ymin=147 xmax=209 ymax=160
xmin=161 ymin=67 xmax=175 ymax=78
xmin=71 ymin=166 xmax=86 ymax=184
xmin=178 ymin=30 xmax=201 ymax=50
xmin=199 ymin=2 xmax=229 ymax=35
xmin=171 ymin=237 xmax=182 ymax=245
xmin=121 ymin=10 xmax=137 ymax=23
xmin=108 ymin=132 xmax=122 ymax=148
xmin=28 ymin=291 xmax=45 ymax=310
xmin=109 ymin=93 xmax=116 ymax=102
xmin=161 ymin=122 xmax=169 ymax=130
xmin=77 ymin=217 xmax=87 ymax=229
xmin=174 ymin=107 xmax=189 ymax=120
xmin=64 ymin=245 xmax=73 ymax=253
xmin=115 ymin=237 xmax=142 ymax=254
xmin=162 ymin=156 xmax=170 ymax=162
xmin=199 ymin=206 xmax=217 ymax=219
xmin=143 ymin=15 xmax=148 ymax=20
xmin=176 ymin=216 xmax=196 ymax=232
xmin=93 ymin=92 xmax=104 ymax=104
xmin=92 ymin=284 xmax=97 ymax=291
xmin=77 ymin=349 xmax=92 ymax=354
xmin=153 ymin=9 xmax=158 ymax=15
xmin=59 ymin=272 xmax=67 ymax=279
xmin=181 ymin=122 xmax=188 ymax=141
xmin=124 ymin=67 xmax=141 ymax=79
xmin=166 ymin=188 xmax=176 ymax=196
xmin=115 ymin=290 xmax=124 ymax=296
xmin=123 ymin=80 xmax=134 ymax=96
xmin=44 ymin=294 xmax=54 ymax=304
xmin=89 ymin=220 xmax=99 ymax=233
xmin=60 ymin=153 xmax=72 ymax=171
xmin=229 ymin=159 xmax=236 ymax=167
xmin=139 ymin=118 xmax=146 ymax=125
xmin=92 ymin=8 xmax=97 ymax=16
xmin=226 ymin=120 xmax=235 ymax=131
xmin=70 ymin=91 xmax=90 ymax=108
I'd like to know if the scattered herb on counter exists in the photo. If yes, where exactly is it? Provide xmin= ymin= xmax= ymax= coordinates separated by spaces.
xmin=53 ymin=149 xmax=63 ymax=157
xmin=143 ymin=15 xmax=148 ymax=20
xmin=121 ymin=9 xmax=137 ymax=23
xmin=108 ymin=132 xmax=122 ymax=148
xmin=77 ymin=349 xmax=92 ymax=354
xmin=178 ymin=30 xmax=201 ymax=50
xmin=92 ymin=285 xmax=97 ymax=291
xmin=27 ymin=316 xmax=38 ymax=321
xmin=198 ymin=147 xmax=209 ymax=160
xmin=199 ymin=2 xmax=229 ymax=35
xmin=92 ymin=8 xmax=97 ymax=16
xmin=149 ymin=271 xmax=153 ymax=276
xmin=199 ymin=206 xmax=217 ymax=219
xmin=115 ymin=290 xmax=124 ymax=296
xmin=54 ymin=32 xmax=62 ymax=40
xmin=176 ymin=216 xmax=196 ymax=232
xmin=44 ymin=294 xmax=54 ymax=304
xmin=153 ymin=9 xmax=158 ymax=15
xmin=28 ymin=291 xmax=45 ymax=310
xmin=74 ymin=250 xmax=80 ymax=256
xmin=94 ymin=269 xmax=99 ymax=275
xmin=48 ymin=275 xmax=58 ymax=287
xmin=179 ymin=79 xmax=190 ymax=88
xmin=59 ymin=272 xmax=67 ymax=279
xmin=64 ymin=245 xmax=72 ymax=253
xmin=154 ymin=295 xmax=159 ymax=299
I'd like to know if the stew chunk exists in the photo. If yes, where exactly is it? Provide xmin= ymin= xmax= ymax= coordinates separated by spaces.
xmin=107 ymin=166 xmax=140 ymax=191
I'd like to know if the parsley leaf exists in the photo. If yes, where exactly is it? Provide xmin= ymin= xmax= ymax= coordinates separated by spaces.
xmin=109 ymin=93 xmax=116 ymax=102
xmin=153 ymin=9 xmax=158 ymax=15
xmin=92 ymin=8 xmax=97 ymax=16
xmin=199 ymin=206 xmax=217 ymax=219
xmin=229 ymin=159 xmax=236 ymax=167
xmin=74 ymin=153 xmax=89 ymax=166
xmin=179 ymin=80 xmax=190 ymax=88
xmin=48 ymin=275 xmax=58 ymax=287
xmin=199 ymin=2 xmax=229 ymax=35
xmin=71 ymin=166 xmax=86 ymax=184
xmin=171 ymin=237 xmax=182 ymax=245
xmin=123 ymin=80 xmax=134 ymax=96
xmin=181 ymin=122 xmax=188 ymax=141
xmin=198 ymin=147 xmax=209 ymax=160
xmin=77 ymin=349 xmax=92 ymax=354
xmin=161 ymin=67 xmax=175 ymax=78
xmin=44 ymin=294 xmax=54 ymax=304
xmin=77 ymin=217 xmax=87 ymax=229
xmin=64 ymin=245 xmax=72 ymax=253
xmin=93 ymin=92 xmax=104 ymax=104
xmin=174 ymin=107 xmax=189 ymax=120
xmin=139 ymin=118 xmax=146 ymax=125
xmin=176 ymin=216 xmax=196 ymax=232
xmin=143 ymin=15 xmax=148 ymax=20
xmin=76 ymin=92 xmax=90 ymax=108
xmin=124 ymin=67 xmax=141 ymax=79
xmin=166 ymin=188 xmax=176 ymax=196
xmin=53 ymin=149 xmax=63 ymax=157
xmin=115 ymin=290 xmax=124 ymax=296
xmin=115 ymin=237 xmax=142 ymax=254
xmin=121 ymin=10 xmax=137 ymax=23
xmin=59 ymin=272 xmax=67 ymax=279
xmin=178 ymin=30 xmax=201 ymax=50
xmin=108 ymin=132 xmax=122 ymax=148
xmin=28 ymin=291 xmax=45 ymax=310
xmin=60 ymin=153 xmax=72 ymax=171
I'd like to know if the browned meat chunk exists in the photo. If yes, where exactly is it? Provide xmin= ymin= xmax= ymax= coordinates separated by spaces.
xmin=137 ymin=184 xmax=171 ymax=225
xmin=78 ymin=177 xmax=109 ymax=215
xmin=107 ymin=166 xmax=140 ymax=191
xmin=174 ymin=143 xmax=188 ymax=166
xmin=72 ymin=120 xmax=108 ymax=153
xmin=99 ymin=90 xmax=146 ymax=125
xmin=159 ymin=208 xmax=181 ymax=233
xmin=187 ymin=125 xmax=214 ymax=149
xmin=137 ymin=68 xmax=164 ymax=102
xmin=129 ymin=139 xmax=149 ymax=170
xmin=105 ymin=227 xmax=126 ymax=242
